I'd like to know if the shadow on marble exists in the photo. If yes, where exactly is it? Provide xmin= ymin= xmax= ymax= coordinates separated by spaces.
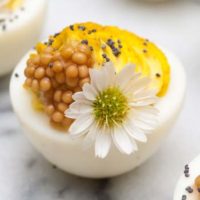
xmin=0 ymin=74 xmax=12 ymax=114
xmin=0 ymin=73 xmax=11 ymax=90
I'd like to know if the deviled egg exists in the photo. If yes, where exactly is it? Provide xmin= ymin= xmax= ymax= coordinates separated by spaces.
xmin=10 ymin=22 xmax=186 ymax=178
xmin=0 ymin=0 xmax=47 ymax=76
xmin=174 ymin=155 xmax=200 ymax=200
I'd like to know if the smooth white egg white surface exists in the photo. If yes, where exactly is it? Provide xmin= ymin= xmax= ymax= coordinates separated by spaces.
xmin=174 ymin=155 xmax=200 ymax=200
xmin=10 ymin=48 xmax=186 ymax=178
xmin=0 ymin=0 xmax=47 ymax=76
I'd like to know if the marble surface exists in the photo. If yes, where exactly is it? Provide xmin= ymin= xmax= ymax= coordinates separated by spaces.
xmin=1 ymin=0 xmax=200 ymax=199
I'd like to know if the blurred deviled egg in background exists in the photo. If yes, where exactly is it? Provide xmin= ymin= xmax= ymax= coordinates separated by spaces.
xmin=0 ymin=0 xmax=47 ymax=76
xmin=138 ymin=0 xmax=172 ymax=2
xmin=174 ymin=155 xmax=200 ymax=200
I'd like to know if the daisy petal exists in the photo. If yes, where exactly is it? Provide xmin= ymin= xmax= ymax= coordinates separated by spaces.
xmin=124 ymin=121 xmax=147 ymax=142
xmin=89 ymin=68 xmax=105 ymax=91
xmin=83 ymin=123 xmax=97 ymax=149
xmin=65 ymin=109 xmax=80 ymax=118
xmin=129 ymin=98 xmax=158 ymax=107
xmin=116 ymin=64 xmax=135 ymax=90
xmin=130 ymin=138 xmax=138 ymax=151
xmin=132 ymin=119 xmax=155 ymax=130
xmin=72 ymin=92 xmax=87 ymax=101
xmin=72 ymin=94 xmax=93 ymax=105
xmin=82 ymin=83 xmax=98 ymax=101
xmin=112 ymin=126 xmax=134 ymax=154
xmin=69 ymin=102 xmax=93 ymax=113
xmin=103 ymin=62 xmax=116 ymax=86
xmin=135 ymin=106 xmax=159 ymax=116
xmin=69 ymin=114 xmax=94 ymax=136
xmin=133 ymin=88 xmax=157 ymax=100
xmin=95 ymin=129 xmax=111 ymax=158
xmin=129 ymin=77 xmax=151 ymax=93
xmin=129 ymin=108 xmax=158 ymax=123
xmin=123 ymin=73 xmax=141 ymax=94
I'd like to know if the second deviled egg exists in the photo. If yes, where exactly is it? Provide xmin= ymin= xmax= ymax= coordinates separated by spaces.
xmin=174 ymin=155 xmax=200 ymax=200
xmin=0 ymin=0 xmax=47 ymax=76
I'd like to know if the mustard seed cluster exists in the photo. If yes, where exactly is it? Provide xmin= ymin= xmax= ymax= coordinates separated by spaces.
xmin=24 ymin=43 xmax=94 ymax=129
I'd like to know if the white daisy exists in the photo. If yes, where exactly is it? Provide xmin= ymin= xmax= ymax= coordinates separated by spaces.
xmin=65 ymin=62 xmax=159 ymax=158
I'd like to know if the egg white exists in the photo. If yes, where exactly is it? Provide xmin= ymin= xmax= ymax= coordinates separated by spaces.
xmin=0 ymin=0 xmax=47 ymax=76
xmin=10 ymin=49 xmax=186 ymax=178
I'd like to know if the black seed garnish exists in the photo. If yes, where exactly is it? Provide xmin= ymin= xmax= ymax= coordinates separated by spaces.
xmin=47 ymin=39 xmax=54 ymax=46
xmin=81 ymin=40 xmax=88 ymax=45
xmin=54 ymin=32 xmax=60 ymax=37
xmin=107 ymin=39 xmax=115 ymax=47
xmin=102 ymin=54 xmax=107 ymax=58
xmin=69 ymin=25 xmax=74 ymax=31
xmin=106 ymin=39 xmax=121 ymax=57
xmin=156 ymin=73 xmax=161 ymax=78
xmin=185 ymin=174 xmax=190 ymax=178
xmin=145 ymin=39 xmax=149 ymax=42
xmin=184 ymin=164 xmax=190 ymax=177
xmin=185 ymin=165 xmax=189 ymax=170
xmin=118 ymin=44 xmax=123 ymax=49
xmin=88 ymin=29 xmax=97 ymax=34
xmin=143 ymin=49 xmax=147 ymax=53
xmin=112 ymin=47 xmax=121 ymax=57
xmin=78 ymin=25 xmax=86 ymax=31
xmin=106 ymin=57 xmax=110 ymax=62
xmin=15 ymin=73 xmax=19 ymax=78
xmin=143 ymin=42 xmax=148 ymax=46
xmin=182 ymin=195 xmax=187 ymax=200
xmin=185 ymin=186 xmax=193 ymax=193
xmin=90 ymin=46 xmax=93 ymax=51
xmin=117 ymin=39 xmax=121 ymax=44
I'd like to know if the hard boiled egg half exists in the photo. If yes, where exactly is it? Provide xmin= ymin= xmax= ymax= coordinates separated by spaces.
xmin=10 ymin=23 xmax=186 ymax=178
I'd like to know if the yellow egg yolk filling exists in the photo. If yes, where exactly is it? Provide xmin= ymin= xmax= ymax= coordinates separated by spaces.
xmin=36 ymin=22 xmax=170 ymax=97
xmin=2 ymin=0 xmax=23 ymax=10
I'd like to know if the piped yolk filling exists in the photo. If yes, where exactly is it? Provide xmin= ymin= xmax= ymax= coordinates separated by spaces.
xmin=0 ymin=0 xmax=23 ymax=10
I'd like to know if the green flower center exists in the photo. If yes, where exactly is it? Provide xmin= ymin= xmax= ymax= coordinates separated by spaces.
xmin=93 ymin=87 xmax=129 ymax=128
